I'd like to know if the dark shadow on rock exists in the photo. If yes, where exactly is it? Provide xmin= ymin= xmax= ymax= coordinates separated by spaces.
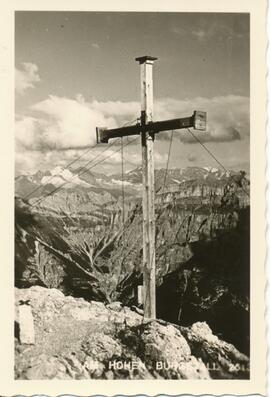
xmin=14 ymin=321 xmax=20 ymax=341
xmin=157 ymin=207 xmax=250 ymax=356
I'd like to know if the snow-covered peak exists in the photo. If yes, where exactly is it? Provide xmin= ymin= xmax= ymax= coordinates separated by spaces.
xmin=50 ymin=166 xmax=74 ymax=180
xmin=203 ymin=166 xmax=219 ymax=174
xmin=41 ymin=166 xmax=92 ymax=188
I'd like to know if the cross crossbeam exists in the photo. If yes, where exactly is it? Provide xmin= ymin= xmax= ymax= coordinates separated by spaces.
xmin=96 ymin=111 xmax=206 ymax=143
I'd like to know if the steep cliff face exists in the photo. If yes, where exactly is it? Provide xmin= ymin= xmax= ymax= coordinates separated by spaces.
xmin=156 ymin=207 xmax=250 ymax=354
xmin=114 ymin=202 xmax=250 ymax=354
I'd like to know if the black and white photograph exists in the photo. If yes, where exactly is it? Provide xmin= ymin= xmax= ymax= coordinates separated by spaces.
xmin=14 ymin=11 xmax=251 ymax=381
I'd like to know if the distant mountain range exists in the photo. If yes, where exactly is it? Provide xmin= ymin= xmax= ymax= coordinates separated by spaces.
xmin=15 ymin=165 xmax=249 ymax=204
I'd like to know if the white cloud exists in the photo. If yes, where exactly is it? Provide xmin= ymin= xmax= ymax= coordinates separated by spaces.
xmin=111 ymin=178 xmax=135 ymax=187
xmin=15 ymin=116 xmax=38 ymax=149
xmin=91 ymin=147 xmax=141 ymax=166
xmin=190 ymin=21 xmax=249 ymax=43
xmin=170 ymin=26 xmax=186 ymax=35
xmin=15 ymin=150 xmax=45 ymax=175
xmin=154 ymin=151 xmax=168 ymax=165
xmin=15 ymin=62 xmax=40 ymax=95
xmin=15 ymin=94 xmax=249 ymax=173
xmin=16 ymin=95 xmax=140 ymax=153
xmin=191 ymin=29 xmax=206 ymax=40
xmin=155 ymin=95 xmax=249 ymax=144
xmin=32 ymin=95 xmax=118 ymax=150
xmin=91 ymin=100 xmax=139 ymax=121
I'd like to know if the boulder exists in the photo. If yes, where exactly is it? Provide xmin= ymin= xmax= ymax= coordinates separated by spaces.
xmin=130 ymin=321 xmax=210 ymax=379
xmin=181 ymin=321 xmax=250 ymax=379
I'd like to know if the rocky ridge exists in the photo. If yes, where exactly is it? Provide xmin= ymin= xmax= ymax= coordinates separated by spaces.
xmin=15 ymin=286 xmax=249 ymax=380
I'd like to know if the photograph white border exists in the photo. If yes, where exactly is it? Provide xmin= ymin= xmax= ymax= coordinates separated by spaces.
xmin=0 ymin=0 xmax=266 ymax=395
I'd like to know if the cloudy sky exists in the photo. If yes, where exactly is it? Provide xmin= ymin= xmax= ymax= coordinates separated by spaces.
xmin=15 ymin=11 xmax=250 ymax=175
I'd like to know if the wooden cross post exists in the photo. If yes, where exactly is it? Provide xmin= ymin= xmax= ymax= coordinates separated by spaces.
xmin=138 ymin=56 xmax=156 ymax=319
xmin=96 ymin=55 xmax=207 ymax=320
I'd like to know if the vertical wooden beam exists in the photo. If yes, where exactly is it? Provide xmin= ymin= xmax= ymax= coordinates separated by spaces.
xmin=121 ymin=137 xmax=125 ymax=227
xmin=136 ymin=56 xmax=157 ymax=319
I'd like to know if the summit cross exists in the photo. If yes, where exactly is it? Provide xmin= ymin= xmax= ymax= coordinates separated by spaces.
xmin=96 ymin=56 xmax=207 ymax=319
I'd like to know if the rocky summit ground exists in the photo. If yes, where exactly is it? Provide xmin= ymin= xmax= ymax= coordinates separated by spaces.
xmin=15 ymin=286 xmax=249 ymax=380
